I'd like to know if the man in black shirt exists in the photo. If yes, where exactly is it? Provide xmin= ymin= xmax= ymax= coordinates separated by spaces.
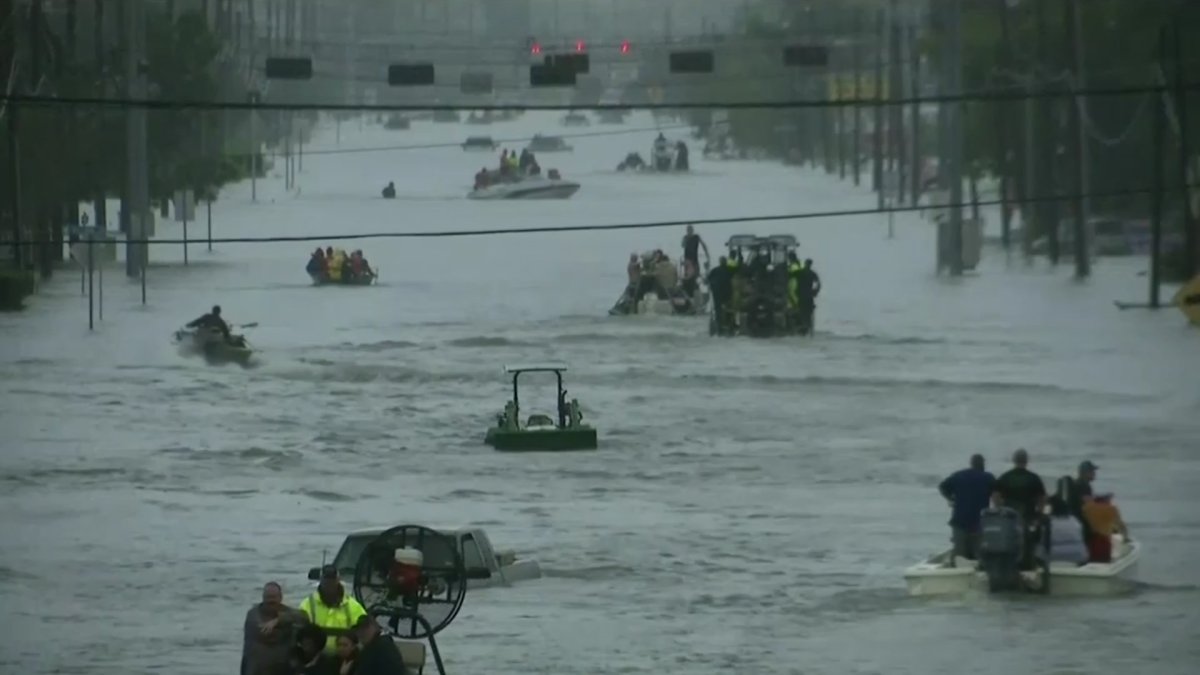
xmin=992 ymin=448 xmax=1047 ymax=526
xmin=353 ymin=614 xmax=409 ymax=675
xmin=681 ymin=225 xmax=709 ymax=270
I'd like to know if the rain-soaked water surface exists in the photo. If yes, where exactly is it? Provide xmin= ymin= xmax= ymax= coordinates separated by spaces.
xmin=2 ymin=112 xmax=1198 ymax=675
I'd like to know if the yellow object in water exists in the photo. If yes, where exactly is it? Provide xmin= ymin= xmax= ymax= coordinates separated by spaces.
xmin=1174 ymin=274 xmax=1200 ymax=325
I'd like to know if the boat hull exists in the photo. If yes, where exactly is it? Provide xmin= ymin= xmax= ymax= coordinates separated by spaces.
xmin=468 ymin=181 xmax=581 ymax=200
xmin=173 ymin=328 xmax=253 ymax=365
xmin=310 ymin=273 xmax=376 ymax=286
xmin=903 ymin=538 xmax=1141 ymax=597
xmin=485 ymin=426 xmax=598 ymax=452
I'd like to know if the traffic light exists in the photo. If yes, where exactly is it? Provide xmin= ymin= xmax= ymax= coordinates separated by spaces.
xmin=530 ymin=41 xmax=542 ymax=55
xmin=620 ymin=40 xmax=631 ymax=55
xmin=575 ymin=40 xmax=586 ymax=53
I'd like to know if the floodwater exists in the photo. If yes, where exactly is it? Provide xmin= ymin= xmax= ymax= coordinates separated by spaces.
xmin=1 ymin=111 xmax=1198 ymax=675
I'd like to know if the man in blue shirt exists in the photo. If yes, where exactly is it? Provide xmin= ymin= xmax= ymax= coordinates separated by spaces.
xmin=938 ymin=454 xmax=996 ymax=560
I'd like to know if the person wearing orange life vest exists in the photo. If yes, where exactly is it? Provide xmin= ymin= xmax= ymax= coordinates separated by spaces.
xmin=299 ymin=565 xmax=367 ymax=653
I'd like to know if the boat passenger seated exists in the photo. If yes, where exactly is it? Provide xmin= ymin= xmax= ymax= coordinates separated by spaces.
xmin=1041 ymin=491 xmax=1089 ymax=565
xmin=526 ymin=414 xmax=554 ymax=428
xmin=187 ymin=305 xmax=231 ymax=341
xmin=306 ymin=248 xmax=326 ymax=277
xmin=381 ymin=181 xmax=396 ymax=199
xmin=1081 ymin=493 xmax=1131 ymax=563
xmin=547 ymin=169 xmax=561 ymax=180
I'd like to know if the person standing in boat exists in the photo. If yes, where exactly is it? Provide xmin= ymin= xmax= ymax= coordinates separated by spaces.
xmin=242 ymin=581 xmax=308 ymax=675
xmin=938 ymin=454 xmax=995 ymax=560
xmin=299 ymin=566 xmax=367 ymax=654
xmin=681 ymin=225 xmax=709 ymax=271
xmin=1042 ymin=482 xmax=1089 ymax=564
xmin=992 ymin=448 xmax=1048 ymax=567
xmin=707 ymin=256 xmax=734 ymax=334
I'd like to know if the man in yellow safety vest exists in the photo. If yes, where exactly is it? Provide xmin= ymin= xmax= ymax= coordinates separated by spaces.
xmin=299 ymin=565 xmax=367 ymax=653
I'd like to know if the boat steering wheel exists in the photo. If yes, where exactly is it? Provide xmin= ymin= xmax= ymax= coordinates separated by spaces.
xmin=351 ymin=524 xmax=470 ymax=640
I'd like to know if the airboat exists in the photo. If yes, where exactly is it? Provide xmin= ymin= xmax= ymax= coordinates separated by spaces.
xmin=336 ymin=524 xmax=493 ymax=675
xmin=484 ymin=364 xmax=598 ymax=452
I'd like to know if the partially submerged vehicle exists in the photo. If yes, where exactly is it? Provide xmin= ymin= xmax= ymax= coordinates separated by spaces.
xmin=383 ymin=113 xmax=411 ymax=130
xmin=461 ymin=136 xmax=498 ymax=151
xmin=310 ymin=525 xmax=542 ymax=592
xmin=561 ymin=111 xmax=590 ymax=127
xmin=904 ymin=510 xmax=1142 ymax=597
xmin=485 ymin=364 xmax=598 ymax=452
xmin=596 ymin=109 xmax=628 ymax=124
xmin=466 ymin=110 xmax=494 ymax=125
xmin=526 ymin=134 xmax=573 ymax=153
xmin=330 ymin=524 xmax=496 ymax=675
xmin=432 ymin=109 xmax=461 ymax=123
xmin=172 ymin=325 xmax=253 ymax=366
xmin=468 ymin=170 xmax=580 ymax=200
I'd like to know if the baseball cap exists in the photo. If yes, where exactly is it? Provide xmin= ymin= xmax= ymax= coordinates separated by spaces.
xmin=1079 ymin=460 xmax=1099 ymax=472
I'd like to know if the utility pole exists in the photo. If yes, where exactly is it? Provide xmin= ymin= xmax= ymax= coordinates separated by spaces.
xmin=909 ymin=23 xmax=921 ymax=206
xmin=852 ymin=9 xmax=862 ymax=187
xmin=1065 ymin=0 xmax=1089 ymax=277
xmin=888 ymin=2 xmax=904 ymax=203
xmin=1149 ymin=26 xmax=1168 ymax=308
xmin=872 ymin=7 xmax=884 ymax=209
xmin=125 ymin=0 xmax=150 ymax=281
xmin=1174 ymin=25 xmax=1197 ymax=279
xmin=937 ymin=0 xmax=965 ymax=275
xmin=1034 ymin=0 xmax=1059 ymax=266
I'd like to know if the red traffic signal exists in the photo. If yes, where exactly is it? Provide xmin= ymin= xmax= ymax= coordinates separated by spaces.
xmin=575 ymin=40 xmax=586 ymax=53
xmin=620 ymin=40 xmax=631 ymax=54
xmin=530 ymin=42 xmax=542 ymax=55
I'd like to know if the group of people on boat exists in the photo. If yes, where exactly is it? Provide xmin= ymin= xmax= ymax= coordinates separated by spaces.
xmin=241 ymin=566 xmax=410 ymax=675
xmin=938 ymin=449 xmax=1132 ymax=568
xmin=618 ymin=134 xmax=690 ymax=172
xmin=474 ymin=148 xmax=546 ymax=190
xmin=706 ymin=244 xmax=821 ymax=337
xmin=307 ymin=247 xmax=376 ymax=285
xmin=613 ymin=226 xmax=710 ymax=315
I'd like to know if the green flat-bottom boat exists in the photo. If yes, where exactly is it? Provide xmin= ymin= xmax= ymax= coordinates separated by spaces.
xmin=484 ymin=364 xmax=598 ymax=452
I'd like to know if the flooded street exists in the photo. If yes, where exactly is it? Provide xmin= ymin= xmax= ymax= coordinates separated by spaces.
xmin=2 ymin=111 xmax=1198 ymax=675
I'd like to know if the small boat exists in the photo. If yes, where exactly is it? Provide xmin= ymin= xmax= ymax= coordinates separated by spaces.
xmin=468 ymin=174 xmax=580 ymax=200
xmin=904 ymin=509 xmax=1142 ymax=597
xmin=485 ymin=364 xmax=598 ymax=452
xmin=172 ymin=325 xmax=253 ymax=365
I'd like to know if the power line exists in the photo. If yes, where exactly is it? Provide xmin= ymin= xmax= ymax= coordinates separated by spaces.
xmin=3 ymin=82 xmax=1196 ymax=113
xmin=34 ymin=183 xmax=1197 ymax=247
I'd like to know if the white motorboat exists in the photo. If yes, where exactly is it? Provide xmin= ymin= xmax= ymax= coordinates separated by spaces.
xmin=312 ymin=525 xmax=542 ymax=590
xmin=468 ymin=174 xmax=580 ymax=200
xmin=904 ymin=533 xmax=1141 ymax=598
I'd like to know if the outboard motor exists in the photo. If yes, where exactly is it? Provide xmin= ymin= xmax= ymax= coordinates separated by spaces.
xmin=977 ymin=507 xmax=1024 ymax=592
